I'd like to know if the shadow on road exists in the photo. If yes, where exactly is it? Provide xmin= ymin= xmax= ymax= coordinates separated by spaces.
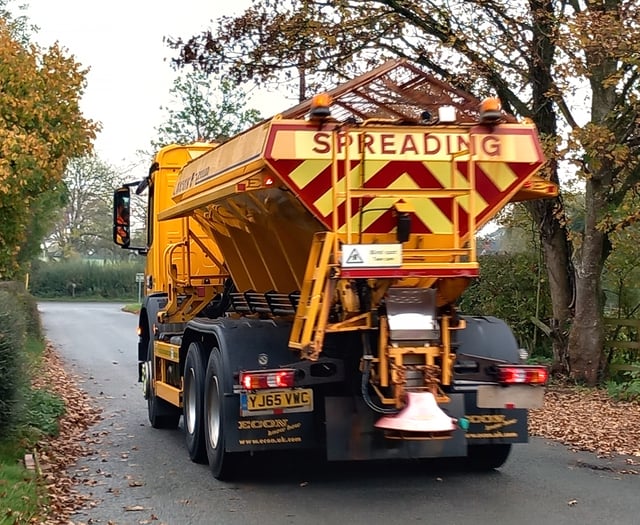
xmin=213 ymin=450 xmax=503 ymax=486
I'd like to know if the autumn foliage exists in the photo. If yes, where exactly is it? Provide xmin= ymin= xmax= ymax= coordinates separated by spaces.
xmin=0 ymin=20 xmax=97 ymax=279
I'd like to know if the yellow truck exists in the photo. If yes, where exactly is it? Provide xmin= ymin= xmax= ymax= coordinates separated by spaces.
xmin=114 ymin=60 xmax=557 ymax=480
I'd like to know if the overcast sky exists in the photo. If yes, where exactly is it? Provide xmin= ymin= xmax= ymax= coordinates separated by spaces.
xmin=19 ymin=0 xmax=292 ymax=172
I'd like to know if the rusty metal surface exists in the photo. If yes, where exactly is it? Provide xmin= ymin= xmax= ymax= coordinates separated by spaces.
xmin=280 ymin=59 xmax=511 ymax=124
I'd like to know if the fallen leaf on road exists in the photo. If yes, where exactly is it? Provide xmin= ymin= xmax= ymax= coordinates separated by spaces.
xmin=124 ymin=505 xmax=148 ymax=512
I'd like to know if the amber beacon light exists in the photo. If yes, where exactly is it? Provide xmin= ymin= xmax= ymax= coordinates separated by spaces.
xmin=479 ymin=97 xmax=503 ymax=125
xmin=309 ymin=93 xmax=332 ymax=119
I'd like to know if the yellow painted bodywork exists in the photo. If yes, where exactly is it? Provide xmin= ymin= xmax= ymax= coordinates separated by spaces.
xmin=160 ymin=121 xmax=552 ymax=299
xmin=152 ymin=341 xmax=182 ymax=407
xmin=150 ymin=117 xmax=557 ymax=409
xmin=145 ymin=144 xmax=227 ymax=323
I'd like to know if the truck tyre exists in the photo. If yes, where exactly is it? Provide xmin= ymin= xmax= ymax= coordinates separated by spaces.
xmin=184 ymin=342 xmax=207 ymax=463
xmin=146 ymin=340 xmax=181 ymax=429
xmin=204 ymin=348 xmax=237 ymax=480
xmin=466 ymin=444 xmax=512 ymax=470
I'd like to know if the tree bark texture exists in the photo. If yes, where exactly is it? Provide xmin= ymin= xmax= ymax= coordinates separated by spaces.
xmin=567 ymin=189 xmax=606 ymax=385
xmin=527 ymin=198 xmax=573 ymax=373
xmin=565 ymin=1 xmax=620 ymax=386
xmin=542 ymin=224 xmax=572 ymax=373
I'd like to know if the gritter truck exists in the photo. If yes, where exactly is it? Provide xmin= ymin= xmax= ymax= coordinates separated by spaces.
xmin=113 ymin=59 xmax=557 ymax=480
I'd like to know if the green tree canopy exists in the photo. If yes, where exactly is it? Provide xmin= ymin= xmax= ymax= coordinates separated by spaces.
xmin=44 ymin=155 xmax=130 ymax=262
xmin=152 ymin=68 xmax=261 ymax=149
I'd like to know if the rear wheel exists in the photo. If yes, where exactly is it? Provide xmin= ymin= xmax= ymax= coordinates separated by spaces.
xmin=146 ymin=340 xmax=180 ymax=429
xmin=466 ymin=444 xmax=512 ymax=470
xmin=184 ymin=342 xmax=207 ymax=463
xmin=204 ymin=348 xmax=238 ymax=480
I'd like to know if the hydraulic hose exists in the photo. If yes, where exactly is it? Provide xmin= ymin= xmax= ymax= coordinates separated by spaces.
xmin=361 ymin=333 xmax=397 ymax=415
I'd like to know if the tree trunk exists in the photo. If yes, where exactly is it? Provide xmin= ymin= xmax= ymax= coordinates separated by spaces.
xmin=526 ymin=0 xmax=573 ymax=373
xmin=541 ymin=223 xmax=572 ymax=373
xmin=568 ymin=278 xmax=604 ymax=386
xmin=567 ymin=239 xmax=605 ymax=385
xmin=566 ymin=1 xmax=619 ymax=386
xmin=567 ymin=185 xmax=606 ymax=386
xmin=527 ymin=198 xmax=572 ymax=373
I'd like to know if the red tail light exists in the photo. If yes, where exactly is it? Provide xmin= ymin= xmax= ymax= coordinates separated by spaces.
xmin=496 ymin=365 xmax=548 ymax=385
xmin=240 ymin=369 xmax=295 ymax=390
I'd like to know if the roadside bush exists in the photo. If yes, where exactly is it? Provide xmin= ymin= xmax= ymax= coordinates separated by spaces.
xmin=0 ymin=287 xmax=28 ymax=436
xmin=607 ymin=370 xmax=640 ymax=402
xmin=0 ymin=281 xmax=42 ymax=339
xmin=0 ymin=285 xmax=62 ymax=522
xmin=459 ymin=252 xmax=553 ymax=359
xmin=29 ymin=260 xmax=144 ymax=300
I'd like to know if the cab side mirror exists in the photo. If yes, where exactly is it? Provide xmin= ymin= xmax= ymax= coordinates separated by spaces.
xmin=113 ymin=187 xmax=131 ymax=248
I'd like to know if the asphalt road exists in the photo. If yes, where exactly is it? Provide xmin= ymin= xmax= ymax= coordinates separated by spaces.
xmin=39 ymin=302 xmax=640 ymax=525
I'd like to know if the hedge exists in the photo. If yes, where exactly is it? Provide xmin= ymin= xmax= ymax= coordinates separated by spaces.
xmin=0 ymin=282 xmax=37 ymax=436
xmin=29 ymin=260 xmax=144 ymax=300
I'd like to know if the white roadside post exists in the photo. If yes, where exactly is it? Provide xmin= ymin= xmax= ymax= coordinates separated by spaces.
xmin=135 ymin=272 xmax=144 ymax=304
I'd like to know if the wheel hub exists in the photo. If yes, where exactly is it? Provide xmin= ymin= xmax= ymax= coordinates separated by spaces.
xmin=185 ymin=368 xmax=197 ymax=434
xmin=141 ymin=361 xmax=152 ymax=399
xmin=207 ymin=376 xmax=221 ymax=449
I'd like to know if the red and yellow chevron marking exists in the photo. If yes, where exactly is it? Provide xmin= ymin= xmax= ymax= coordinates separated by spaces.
xmin=263 ymin=121 xmax=544 ymax=235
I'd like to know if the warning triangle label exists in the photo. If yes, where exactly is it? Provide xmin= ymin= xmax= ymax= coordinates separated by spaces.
xmin=346 ymin=248 xmax=364 ymax=264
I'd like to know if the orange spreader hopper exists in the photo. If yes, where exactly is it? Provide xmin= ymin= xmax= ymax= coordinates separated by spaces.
xmin=167 ymin=120 xmax=554 ymax=233
xmin=163 ymin=59 xmax=557 ymax=294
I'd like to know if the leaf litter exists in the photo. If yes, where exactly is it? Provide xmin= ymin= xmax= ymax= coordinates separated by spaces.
xmin=32 ymin=346 xmax=640 ymax=523
xmin=529 ymin=383 xmax=640 ymax=461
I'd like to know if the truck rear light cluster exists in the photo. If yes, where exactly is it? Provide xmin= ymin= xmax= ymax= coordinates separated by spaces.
xmin=496 ymin=365 xmax=548 ymax=385
xmin=240 ymin=369 xmax=295 ymax=390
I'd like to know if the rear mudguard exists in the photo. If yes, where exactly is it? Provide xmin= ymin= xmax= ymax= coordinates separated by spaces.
xmin=456 ymin=315 xmax=520 ymax=363
xmin=454 ymin=315 xmax=529 ymax=446
xmin=185 ymin=317 xmax=295 ymax=390
xmin=463 ymin=393 xmax=528 ymax=444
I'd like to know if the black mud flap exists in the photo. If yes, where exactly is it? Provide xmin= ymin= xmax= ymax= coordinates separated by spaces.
xmin=463 ymin=392 xmax=528 ymax=444
xmin=224 ymin=395 xmax=318 ymax=453
xmin=324 ymin=394 xmax=467 ymax=461
xmin=188 ymin=317 xmax=321 ymax=454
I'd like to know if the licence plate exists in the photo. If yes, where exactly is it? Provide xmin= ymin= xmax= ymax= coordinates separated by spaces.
xmin=240 ymin=388 xmax=313 ymax=415
xmin=476 ymin=384 xmax=545 ymax=409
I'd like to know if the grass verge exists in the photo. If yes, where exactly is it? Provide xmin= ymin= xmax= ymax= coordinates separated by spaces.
xmin=0 ymin=337 xmax=65 ymax=524
xmin=122 ymin=303 xmax=141 ymax=314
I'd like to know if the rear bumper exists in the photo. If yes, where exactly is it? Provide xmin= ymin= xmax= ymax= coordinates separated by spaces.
xmin=225 ymin=389 xmax=530 ymax=459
